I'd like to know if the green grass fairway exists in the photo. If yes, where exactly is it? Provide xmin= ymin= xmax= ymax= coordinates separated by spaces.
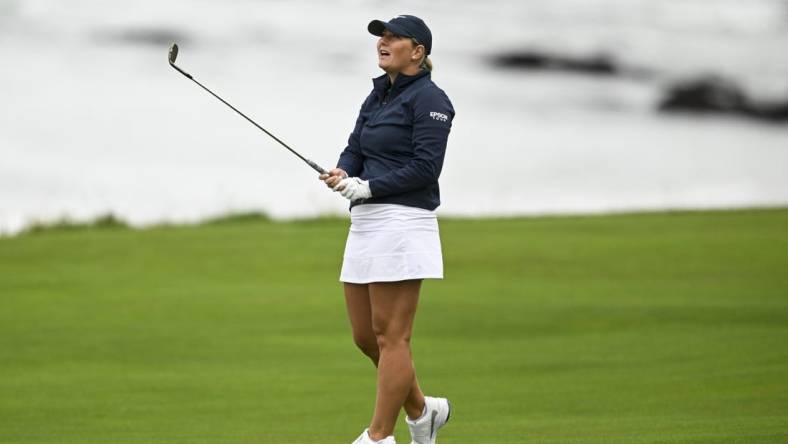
xmin=1 ymin=208 xmax=787 ymax=443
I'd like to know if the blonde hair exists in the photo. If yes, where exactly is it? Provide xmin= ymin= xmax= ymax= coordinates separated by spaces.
xmin=420 ymin=56 xmax=433 ymax=72
xmin=411 ymin=38 xmax=433 ymax=72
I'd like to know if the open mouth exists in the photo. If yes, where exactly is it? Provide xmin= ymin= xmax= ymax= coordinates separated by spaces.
xmin=379 ymin=49 xmax=391 ymax=57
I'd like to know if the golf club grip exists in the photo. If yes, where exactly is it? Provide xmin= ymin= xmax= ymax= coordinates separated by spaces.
xmin=307 ymin=160 xmax=328 ymax=175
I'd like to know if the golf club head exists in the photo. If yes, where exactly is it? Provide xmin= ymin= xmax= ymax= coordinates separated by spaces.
xmin=168 ymin=43 xmax=179 ymax=65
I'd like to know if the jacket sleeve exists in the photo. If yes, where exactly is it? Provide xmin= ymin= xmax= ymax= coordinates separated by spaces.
xmin=336 ymin=96 xmax=371 ymax=177
xmin=368 ymin=86 xmax=454 ymax=197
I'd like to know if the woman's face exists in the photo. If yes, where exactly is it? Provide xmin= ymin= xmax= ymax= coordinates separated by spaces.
xmin=377 ymin=29 xmax=422 ymax=75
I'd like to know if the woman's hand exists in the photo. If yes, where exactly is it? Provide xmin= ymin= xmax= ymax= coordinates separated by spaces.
xmin=319 ymin=168 xmax=348 ymax=189
xmin=334 ymin=177 xmax=372 ymax=202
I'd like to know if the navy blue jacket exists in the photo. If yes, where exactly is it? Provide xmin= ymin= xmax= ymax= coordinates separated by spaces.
xmin=337 ymin=70 xmax=455 ymax=211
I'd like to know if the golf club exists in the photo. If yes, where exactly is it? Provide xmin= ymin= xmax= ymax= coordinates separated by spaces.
xmin=168 ymin=43 xmax=328 ymax=175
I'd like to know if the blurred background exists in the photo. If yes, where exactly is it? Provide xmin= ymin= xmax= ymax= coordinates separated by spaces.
xmin=3 ymin=3 xmax=788 ymax=442
xmin=2 ymin=0 xmax=788 ymax=234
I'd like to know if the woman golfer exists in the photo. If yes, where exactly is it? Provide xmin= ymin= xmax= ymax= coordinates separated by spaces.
xmin=319 ymin=14 xmax=454 ymax=444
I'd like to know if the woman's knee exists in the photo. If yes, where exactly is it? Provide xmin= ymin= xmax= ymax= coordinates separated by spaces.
xmin=372 ymin=322 xmax=412 ymax=350
xmin=352 ymin=332 xmax=380 ymax=359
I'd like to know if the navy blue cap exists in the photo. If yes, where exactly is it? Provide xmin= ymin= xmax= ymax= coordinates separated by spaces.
xmin=368 ymin=15 xmax=432 ymax=55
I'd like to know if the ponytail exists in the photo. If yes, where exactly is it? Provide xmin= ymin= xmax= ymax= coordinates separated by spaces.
xmin=412 ymin=38 xmax=433 ymax=72
xmin=420 ymin=56 xmax=433 ymax=72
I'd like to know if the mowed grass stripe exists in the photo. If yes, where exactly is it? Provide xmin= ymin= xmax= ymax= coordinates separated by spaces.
xmin=1 ymin=208 xmax=786 ymax=443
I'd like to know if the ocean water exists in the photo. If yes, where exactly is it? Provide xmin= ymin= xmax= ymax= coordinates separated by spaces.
xmin=2 ymin=0 xmax=788 ymax=234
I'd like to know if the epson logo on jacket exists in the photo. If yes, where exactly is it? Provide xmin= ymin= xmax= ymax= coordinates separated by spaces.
xmin=430 ymin=111 xmax=449 ymax=122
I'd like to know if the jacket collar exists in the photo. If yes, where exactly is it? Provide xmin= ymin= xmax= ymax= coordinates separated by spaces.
xmin=372 ymin=70 xmax=430 ymax=102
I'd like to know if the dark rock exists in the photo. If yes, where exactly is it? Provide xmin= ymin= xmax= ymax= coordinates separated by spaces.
xmin=659 ymin=76 xmax=748 ymax=113
xmin=749 ymin=103 xmax=788 ymax=121
xmin=659 ymin=76 xmax=788 ymax=123
xmin=95 ymin=28 xmax=189 ymax=47
xmin=490 ymin=50 xmax=619 ymax=76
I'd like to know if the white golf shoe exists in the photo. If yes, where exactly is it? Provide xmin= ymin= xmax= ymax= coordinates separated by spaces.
xmin=406 ymin=396 xmax=452 ymax=444
xmin=352 ymin=428 xmax=396 ymax=444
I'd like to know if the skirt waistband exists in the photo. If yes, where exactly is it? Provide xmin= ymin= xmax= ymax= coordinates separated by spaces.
xmin=350 ymin=204 xmax=438 ymax=232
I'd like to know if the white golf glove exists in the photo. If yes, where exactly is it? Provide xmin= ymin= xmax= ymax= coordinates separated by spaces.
xmin=334 ymin=177 xmax=372 ymax=202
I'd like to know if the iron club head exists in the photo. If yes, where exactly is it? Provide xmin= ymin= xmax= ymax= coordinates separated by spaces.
xmin=167 ymin=42 xmax=193 ymax=79
xmin=168 ymin=43 xmax=179 ymax=65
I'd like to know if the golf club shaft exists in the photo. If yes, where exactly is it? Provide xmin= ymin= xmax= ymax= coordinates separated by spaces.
xmin=170 ymin=63 xmax=328 ymax=175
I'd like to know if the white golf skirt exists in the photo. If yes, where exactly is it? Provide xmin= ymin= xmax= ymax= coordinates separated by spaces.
xmin=340 ymin=203 xmax=444 ymax=284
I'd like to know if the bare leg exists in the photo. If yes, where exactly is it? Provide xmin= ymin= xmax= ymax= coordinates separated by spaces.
xmin=366 ymin=280 xmax=422 ymax=440
xmin=344 ymin=283 xmax=426 ymax=421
